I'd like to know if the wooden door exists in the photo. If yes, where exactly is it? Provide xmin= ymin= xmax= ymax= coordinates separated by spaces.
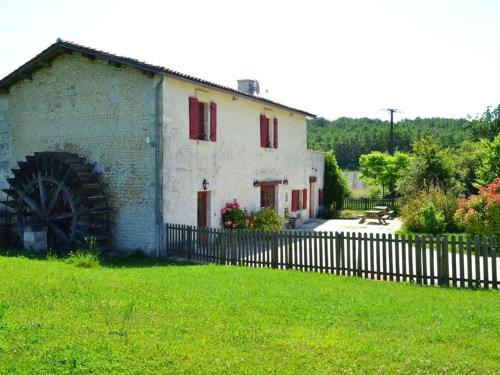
xmin=309 ymin=182 xmax=315 ymax=218
xmin=260 ymin=185 xmax=276 ymax=209
xmin=197 ymin=191 xmax=208 ymax=227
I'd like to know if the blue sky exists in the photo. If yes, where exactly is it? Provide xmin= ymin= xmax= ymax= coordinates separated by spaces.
xmin=0 ymin=0 xmax=499 ymax=120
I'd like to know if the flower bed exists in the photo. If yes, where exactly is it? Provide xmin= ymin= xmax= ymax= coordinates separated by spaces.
xmin=221 ymin=202 xmax=256 ymax=229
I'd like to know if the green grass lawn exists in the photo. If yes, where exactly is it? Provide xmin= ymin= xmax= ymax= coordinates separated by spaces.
xmin=333 ymin=209 xmax=365 ymax=219
xmin=0 ymin=250 xmax=499 ymax=374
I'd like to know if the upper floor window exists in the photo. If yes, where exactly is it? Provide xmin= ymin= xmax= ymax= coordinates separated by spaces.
xmin=189 ymin=97 xmax=217 ymax=142
xmin=260 ymin=115 xmax=278 ymax=149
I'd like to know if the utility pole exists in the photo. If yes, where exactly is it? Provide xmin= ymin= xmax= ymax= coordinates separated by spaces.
xmin=385 ymin=108 xmax=398 ymax=155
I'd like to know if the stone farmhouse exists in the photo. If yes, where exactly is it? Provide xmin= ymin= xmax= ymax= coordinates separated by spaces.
xmin=0 ymin=40 xmax=324 ymax=255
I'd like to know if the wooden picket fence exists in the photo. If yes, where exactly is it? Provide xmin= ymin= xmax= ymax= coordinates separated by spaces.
xmin=165 ymin=223 xmax=498 ymax=290
xmin=341 ymin=198 xmax=396 ymax=210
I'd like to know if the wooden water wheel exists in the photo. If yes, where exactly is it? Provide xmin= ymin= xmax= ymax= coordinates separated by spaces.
xmin=1 ymin=152 xmax=112 ymax=252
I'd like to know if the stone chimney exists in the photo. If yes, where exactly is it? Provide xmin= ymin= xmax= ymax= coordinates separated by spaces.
xmin=237 ymin=79 xmax=259 ymax=95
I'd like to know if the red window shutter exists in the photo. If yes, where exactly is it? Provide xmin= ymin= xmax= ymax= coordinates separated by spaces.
xmin=189 ymin=97 xmax=199 ymax=140
xmin=273 ymin=117 xmax=278 ymax=148
xmin=260 ymin=115 xmax=267 ymax=147
xmin=303 ymin=189 xmax=308 ymax=210
xmin=291 ymin=190 xmax=299 ymax=211
xmin=210 ymin=102 xmax=217 ymax=142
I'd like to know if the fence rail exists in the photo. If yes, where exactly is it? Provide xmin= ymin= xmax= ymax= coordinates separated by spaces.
xmin=166 ymin=223 xmax=498 ymax=290
xmin=341 ymin=198 xmax=396 ymax=210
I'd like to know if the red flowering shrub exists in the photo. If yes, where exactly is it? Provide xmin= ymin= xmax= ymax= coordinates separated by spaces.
xmin=221 ymin=202 xmax=256 ymax=229
xmin=454 ymin=178 xmax=500 ymax=235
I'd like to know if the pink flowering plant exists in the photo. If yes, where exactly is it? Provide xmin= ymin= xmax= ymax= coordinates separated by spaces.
xmin=454 ymin=178 xmax=500 ymax=235
xmin=221 ymin=202 xmax=256 ymax=229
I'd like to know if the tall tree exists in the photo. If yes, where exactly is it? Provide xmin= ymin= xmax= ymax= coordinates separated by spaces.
xmin=396 ymin=137 xmax=458 ymax=197
xmin=359 ymin=151 xmax=411 ymax=196
xmin=475 ymin=134 xmax=500 ymax=186
xmin=466 ymin=104 xmax=500 ymax=141
xmin=323 ymin=151 xmax=351 ymax=209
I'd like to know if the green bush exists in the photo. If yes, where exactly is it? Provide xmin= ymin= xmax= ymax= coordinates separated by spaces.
xmin=400 ymin=186 xmax=458 ymax=233
xmin=324 ymin=151 xmax=351 ymax=210
xmin=253 ymin=208 xmax=286 ymax=232
xmin=67 ymin=250 xmax=100 ymax=268
xmin=416 ymin=202 xmax=446 ymax=234
xmin=319 ymin=204 xmax=335 ymax=219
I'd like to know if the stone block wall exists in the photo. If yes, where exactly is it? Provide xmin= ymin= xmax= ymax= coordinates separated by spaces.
xmin=2 ymin=53 xmax=160 ymax=253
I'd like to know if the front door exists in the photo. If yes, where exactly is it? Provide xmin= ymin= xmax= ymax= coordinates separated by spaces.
xmin=197 ymin=191 xmax=208 ymax=227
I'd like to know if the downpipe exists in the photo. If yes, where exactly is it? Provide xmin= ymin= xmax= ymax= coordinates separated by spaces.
xmin=155 ymin=76 xmax=164 ymax=258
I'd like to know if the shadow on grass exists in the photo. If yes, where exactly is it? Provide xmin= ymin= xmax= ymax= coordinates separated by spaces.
xmin=101 ymin=255 xmax=199 ymax=268
xmin=0 ymin=247 xmax=201 ymax=269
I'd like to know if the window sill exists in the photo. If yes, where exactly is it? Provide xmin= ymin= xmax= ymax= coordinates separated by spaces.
xmin=196 ymin=139 xmax=214 ymax=144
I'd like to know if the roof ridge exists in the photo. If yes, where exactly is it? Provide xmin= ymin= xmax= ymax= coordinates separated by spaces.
xmin=0 ymin=40 xmax=316 ymax=117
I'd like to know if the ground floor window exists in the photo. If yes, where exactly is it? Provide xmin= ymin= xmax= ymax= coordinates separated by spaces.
xmin=260 ymin=185 xmax=276 ymax=209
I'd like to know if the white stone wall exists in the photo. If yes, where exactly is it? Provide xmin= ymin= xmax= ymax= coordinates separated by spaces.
xmin=2 ymin=53 xmax=160 ymax=253
xmin=2 ymin=51 xmax=324 ymax=253
xmin=162 ymin=77 xmax=324 ymax=227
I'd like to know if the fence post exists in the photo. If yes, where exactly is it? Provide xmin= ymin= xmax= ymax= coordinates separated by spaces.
xmin=334 ymin=232 xmax=340 ymax=274
xmin=337 ymin=232 xmax=344 ymax=274
xmin=220 ymin=230 xmax=227 ymax=264
xmin=187 ymin=225 xmax=193 ymax=260
xmin=415 ymin=236 xmax=422 ymax=285
xmin=287 ymin=232 xmax=293 ymax=269
xmin=442 ymin=236 xmax=449 ymax=287
xmin=231 ymin=230 xmax=237 ymax=265
xmin=436 ymin=236 xmax=442 ymax=286
xmin=271 ymin=232 xmax=278 ymax=269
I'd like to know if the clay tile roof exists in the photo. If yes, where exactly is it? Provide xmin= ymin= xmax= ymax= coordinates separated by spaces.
xmin=0 ymin=39 xmax=316 ymax=117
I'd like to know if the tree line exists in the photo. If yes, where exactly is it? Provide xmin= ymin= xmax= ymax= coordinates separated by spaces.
xmin=307 ymin=116 xmax=470 ymax=169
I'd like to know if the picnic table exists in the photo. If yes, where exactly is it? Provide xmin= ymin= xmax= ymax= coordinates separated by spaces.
xmin=359 ymin=206 xmax=395 ymax=224
xmin=359 ymin=209 xmax=386 ymax=224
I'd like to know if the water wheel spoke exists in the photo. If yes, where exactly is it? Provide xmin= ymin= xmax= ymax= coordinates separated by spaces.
xmin=47 ymin=184 xmax=64 ymax=214
xmin=49 ymin=209 xmax=86 ymax=221
xmin=48 ymin=221 xmax=71 ymax=247
xmin=37 ymin=172 xmax=47 ymax=212
xmin=14 ymin=188 xmax=44 ymax=219
xmin=47 ymin=168 xmax=72 ymax=214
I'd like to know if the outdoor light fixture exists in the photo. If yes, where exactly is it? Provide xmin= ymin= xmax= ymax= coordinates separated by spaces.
xmin=202 ymin=179 xmax=209 ymax=190
xmin=253 ymin=180 xmax=258 ymax=187
xmin=283 ymin=178 xmax=288 ymax=185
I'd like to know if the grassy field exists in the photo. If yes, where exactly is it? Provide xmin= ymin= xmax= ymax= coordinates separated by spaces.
xmin=0 ymin=250 xmax=499 ymax=374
